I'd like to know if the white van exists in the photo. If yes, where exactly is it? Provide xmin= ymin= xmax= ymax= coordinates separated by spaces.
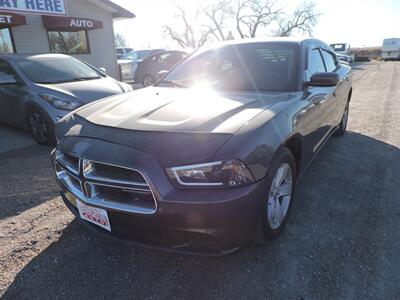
xmin=382 ymin=38 xmax=400 ymax=61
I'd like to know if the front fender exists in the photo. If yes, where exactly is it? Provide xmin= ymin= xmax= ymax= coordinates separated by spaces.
xmin=214 ymin=101 xmax=300 ymax=181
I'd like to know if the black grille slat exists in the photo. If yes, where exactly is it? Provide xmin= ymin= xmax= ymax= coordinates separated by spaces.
xmin=91 ymin=163 xmax=147 ymax=184
xmin=94 ymin=185 xmax=154 ymax=208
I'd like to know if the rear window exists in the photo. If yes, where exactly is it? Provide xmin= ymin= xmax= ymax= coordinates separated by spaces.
xmin=160 ymin=42 xmax=299 ymax=92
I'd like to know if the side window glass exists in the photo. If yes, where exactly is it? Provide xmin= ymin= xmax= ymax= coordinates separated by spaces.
xmin=307 ymin=48 xmax=326 ymax=77
xmin=321 ymin=50 xmax=337 ymax=72
xmin=0 ymin=61 xmax=20 ymax=83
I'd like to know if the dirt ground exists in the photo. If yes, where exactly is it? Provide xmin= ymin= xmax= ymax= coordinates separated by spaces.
xmin=1 ymin=61 xmax=400 ymax=299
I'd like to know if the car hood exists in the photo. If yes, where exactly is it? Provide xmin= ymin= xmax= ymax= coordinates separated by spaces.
xmin=75 ymin=86 xmax=296 ymax=134
xmin=57 ymin=87 xmax=297 ymax=166
xmin=38 ymin=77 xmax=124 ymax=103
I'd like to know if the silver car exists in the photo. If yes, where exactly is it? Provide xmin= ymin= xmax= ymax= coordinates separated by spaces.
xmin=0 ymin=54 xmax=133 ymax=145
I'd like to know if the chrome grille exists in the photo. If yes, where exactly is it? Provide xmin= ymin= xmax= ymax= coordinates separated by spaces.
xmin=54 ymin=150 xmax=157 ymax=214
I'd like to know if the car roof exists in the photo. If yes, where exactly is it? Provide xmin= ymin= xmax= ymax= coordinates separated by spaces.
xmin=204 ymin=37 xmax=330 ymax=50
xmin=0 ymin=53 xmax=72 ymax=62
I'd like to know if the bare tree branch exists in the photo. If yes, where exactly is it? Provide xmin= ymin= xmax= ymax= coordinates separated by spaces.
xmin=275 ymin=2 xmax=320 ymax=37
xmin=234 ymin=0 xmax=281 ymax=39
xmin=163 ymin=1 xmax=320 ymax=48
xmin=202 ymin=0 xmax=231 ymax=41
xmin=163 ymin=2 xmax=222 ymax=48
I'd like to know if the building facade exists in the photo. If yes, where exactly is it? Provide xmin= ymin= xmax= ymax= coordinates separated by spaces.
xmin=0 ymin=0 xmax=134 ymax=79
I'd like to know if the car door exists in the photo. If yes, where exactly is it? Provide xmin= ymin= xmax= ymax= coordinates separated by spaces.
xmin=301 ymin=46 xmax=333 ymax=155
xmin=0 ymin=60 xmax=26 ymax=127
xmin=320 ymin=49 xmax=349 ymax=126
xmin=319 ymin=48 xmax=347 ymax=128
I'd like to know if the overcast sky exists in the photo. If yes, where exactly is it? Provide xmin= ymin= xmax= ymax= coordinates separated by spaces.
xmin=112 ymin=0 xmax=400 ymax=49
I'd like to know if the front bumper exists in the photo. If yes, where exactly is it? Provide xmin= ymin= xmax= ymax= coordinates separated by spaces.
xmin=52 ymin=138 xmax=266 ymax=255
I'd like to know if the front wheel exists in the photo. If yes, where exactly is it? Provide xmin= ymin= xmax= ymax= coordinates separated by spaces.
xmin=142 ymin=74 xmax=155 ymax=87
xmin=334 ymin=103 xmax=349 ymax=137
xmin=261 ymin=147 xmax=296 ymax=240
xmin=27 ymin=109 xmax=55 ymax=145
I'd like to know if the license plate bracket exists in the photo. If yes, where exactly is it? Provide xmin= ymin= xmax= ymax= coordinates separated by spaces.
xmin=76 ymin=199 xmax=111 ymax=232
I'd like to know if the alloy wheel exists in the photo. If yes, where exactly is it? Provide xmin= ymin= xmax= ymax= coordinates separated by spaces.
xmin=267 ymin=163 xmax=293 ymax=229
xmin=29 ymin=112 xmax=48 ymax=144
xmin=143 ymin=76 xmax=154 ymax=87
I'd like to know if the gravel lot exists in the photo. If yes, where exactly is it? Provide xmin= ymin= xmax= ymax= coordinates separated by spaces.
xmin=1 ymin=61 xmax=400 ymax=299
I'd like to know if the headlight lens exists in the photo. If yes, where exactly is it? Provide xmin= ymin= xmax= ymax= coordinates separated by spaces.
xmin=40 ymin=94 xmax=82 ymax=111
xmin=167 ymin=160 xmax=255 ymax=188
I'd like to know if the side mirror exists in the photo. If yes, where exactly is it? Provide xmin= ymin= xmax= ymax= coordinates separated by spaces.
xmin=0 ymin=73 xmax=18 ymax=85
xmin=99 ymin=67 xmax=107 ymax=73
xmin=307 ymin=72 xmax=339 ymax=87
xmin=158 ymin=70 xmax=169 ymax=78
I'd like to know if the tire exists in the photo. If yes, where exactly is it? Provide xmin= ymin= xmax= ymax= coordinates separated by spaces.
xmin=261 ymin=147 xmax=296 ymax=240
xmin=27 ymin=108 xmax=55 ymax=145
xmin=142 ymin=74 xmax=155 ymax=87
xmin=334 ymin=103 xmax=349 ymax=137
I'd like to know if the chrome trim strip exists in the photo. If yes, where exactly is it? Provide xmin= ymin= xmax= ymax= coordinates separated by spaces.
xmin=85 ymin=181 xmax=152 ymax=194
xmin=82 ymin=159 xmax=149 ymax=187
xmin=55 ymin=150 xmax=79 ymax=176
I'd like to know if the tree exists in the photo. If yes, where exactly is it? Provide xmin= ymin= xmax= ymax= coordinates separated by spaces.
xmin=164 ymin=0 xmax=320 ymax=48
xmin=233 ymin=0 xmax=281 ymax=39
xmin=275 ymin=2 xmax=320 ymax=37
xmin=114 ymin=33 xmax=128 ymax=48
xmin=163 ymin=3 xmax=216 ymax=48
xmin=202 ymin=0 xmax=232 ymax=41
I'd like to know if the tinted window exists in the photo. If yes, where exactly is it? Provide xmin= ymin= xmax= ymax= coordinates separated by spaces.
xmin=157 ymin=52 xmax=186 ymax=67
xmin=48 ymin=31 xmax=89 ymax=54
xmin=0 ymin=61 xmax=20 ymax=83
xmin=307 ymin=48 xmax=326 ymax=76
xmin=160 ymin=43 xmax=298 ymax=92
xmin=0 ymin=61 xmax=16 ymax=76
xmin=321 ymin=50 xmax=337 ymax=72
xmin=18 ymin=56 xmax=101 ymax=84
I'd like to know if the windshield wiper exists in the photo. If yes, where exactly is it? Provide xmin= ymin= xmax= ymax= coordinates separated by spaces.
xmin=158 ymin=79 xmax=190 ymax=88
xmin=36 ymin=76 xmax=101 ymax=84
xmin=73 ymin=76 xmax=101 ymax=81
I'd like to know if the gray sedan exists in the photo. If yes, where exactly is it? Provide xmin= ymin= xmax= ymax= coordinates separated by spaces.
xmin=0 ymin=54 xmax=133 ymax=145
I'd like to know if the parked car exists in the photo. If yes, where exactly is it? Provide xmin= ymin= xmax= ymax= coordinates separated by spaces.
xmin=118 ymin=49 xmax=165 ymax=82
xmin=330 ymin=43 xmax=354 ymax=63
xmin=118 ymin=49 xmax=187 ymax=86
xmin=134 ymin=50 xmax=188 ymax=87
xmin=381 ymin=38 xmax=400 ymax=61
xmin=336 ymin=52 xmax=352 ymax=64
xmin=52 ymin=38 xmax=352 ymax=255
xmin=0 ymin=54 xmax=133 ymax=145
xmin=116 ymin=47 xmax=134 ymax=60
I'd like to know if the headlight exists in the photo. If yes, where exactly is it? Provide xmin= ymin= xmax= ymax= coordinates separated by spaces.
xmin=40 ymin=94 xmax=82 ymax=111
xmin=167 ymin=160 xmax=255 ymax=188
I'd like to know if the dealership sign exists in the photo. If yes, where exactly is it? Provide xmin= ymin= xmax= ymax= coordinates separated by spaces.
xmin=0 ymin=13 xmax=26 ymax=26
xmin=43 ymin=16 xmax=103 ymax=30
xmin=0 ymin=0 xmax=66 ymax=16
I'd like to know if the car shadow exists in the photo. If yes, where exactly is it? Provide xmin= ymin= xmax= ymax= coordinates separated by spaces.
xmin=0 ymin=144 xmax=58 ymax=220
xmin=3 ymin=131 xmax=400 ymax=299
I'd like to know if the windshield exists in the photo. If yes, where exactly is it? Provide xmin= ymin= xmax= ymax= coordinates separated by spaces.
xmin=159 ymin=42 xmax=299 ymax=92
xmin=18 ymin=56 xmax=102 ymax=84
xmin=122 ymin=50 xmax=153 ymax=61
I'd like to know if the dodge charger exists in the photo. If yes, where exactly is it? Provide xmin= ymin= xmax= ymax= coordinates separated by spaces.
xmin=52 ymin=38 xmax=352 ymax=255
